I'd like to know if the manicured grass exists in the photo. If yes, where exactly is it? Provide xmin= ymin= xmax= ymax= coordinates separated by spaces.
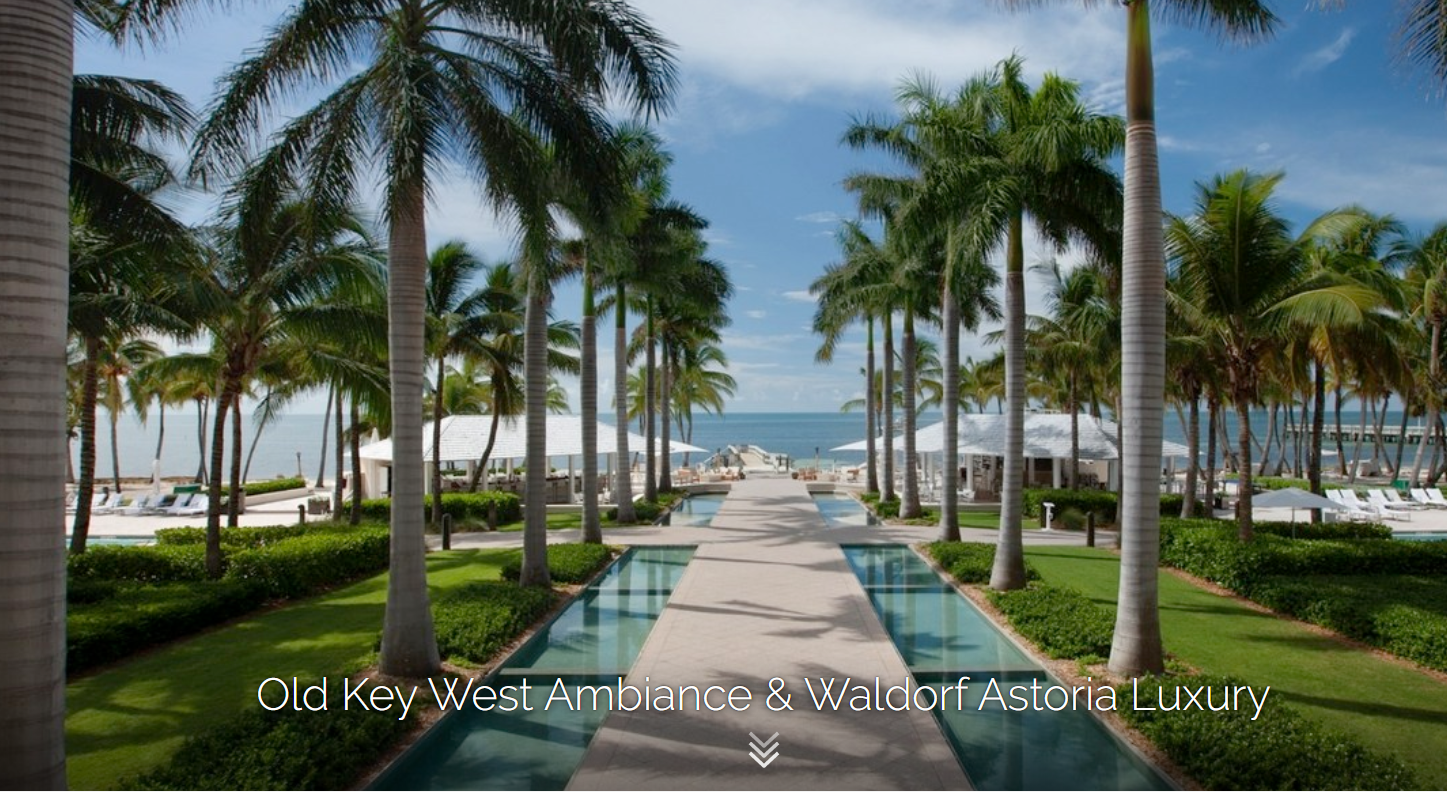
xmin=65 ymin=548 xmax=520 ymax=790
xmin=1024 ymin=545 xmax=1447 ymax=788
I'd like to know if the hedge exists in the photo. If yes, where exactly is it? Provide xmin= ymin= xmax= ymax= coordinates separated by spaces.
xmin=68 ymin=544 xmax=209 ymax=583
xmin=156 ymin=524 xmax=310 ymax=548
xmin=606 ymin=499 xmax=664 ymax=523
xmin=430 ymin=582 xmax=558 ymax=665
xmin=1252 ymin=520 xmax=1392 ymax=541
xmin=225 ymin=526 xmax=390 ymax=599
xmin=500 ymin=542 xmax=616 ymax=585
xmin=1021 ymin=489 xmax=1202 ymax=523
xmin=358 ymin=491 xmax=521 ymax=524
xmin=986 ymin=583 xmax=1114 ymax=660
xmin=68 ymin=580 xmax=267 ymax=675
xmin=924 ymin=541 xmax=1039 ymax=585
xmin=125 ymin=694 xmax=413 ymax=791
xmin=1253 ymin=475 xmax=1345 ymax=492
xmin=243 ymin=476 xmax=307 ymax=496
xmin=1119 ymin=674 xmax=1416 ymax=790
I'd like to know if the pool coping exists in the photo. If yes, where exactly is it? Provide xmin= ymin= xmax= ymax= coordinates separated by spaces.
xmin=900 ymin=543 xmax=1182 ymax=791
xmin=364 ymin=545 xmax=698 ymax=790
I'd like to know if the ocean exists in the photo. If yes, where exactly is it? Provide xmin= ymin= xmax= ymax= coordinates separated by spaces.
xmin=75 ymin=406 xmax=1431 ymax=482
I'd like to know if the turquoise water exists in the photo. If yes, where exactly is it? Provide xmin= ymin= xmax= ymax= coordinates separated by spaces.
xmin=371 ymin=546 xmax=695 ymax=790
xmin=1395 ymin=532 xmax=1447 ymax=542
xmin=843 ymin=545 xmax=1170 ymax=791
xmin=73 ymin=535 xmax=152 ymax=546
xmin=812 ymin=492 xmax=879 ymax=528
xmin=663 ymin=493 xmax=726 ymax=527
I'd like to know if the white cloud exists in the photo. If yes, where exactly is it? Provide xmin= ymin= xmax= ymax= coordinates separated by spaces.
xmin=796 ymin=211 xmax=843 ymax=224
xmin=1295 ymin=28 xmax=1355 ymax=76
xmin=745 ymin=309 xmax=767 ymax=319
xmin=781 ymin=290 xmax=818 ymax=304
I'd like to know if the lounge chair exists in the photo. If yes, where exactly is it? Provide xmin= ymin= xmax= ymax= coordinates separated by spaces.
xmin=143 ymin=494 xmax=178 ymax=514
xmin=116 ymin=494 xmax=156 ymax=516
xmin=1357 ymin=490 xmax=1411 ymax=522
xmin=1428 ymin=489 xmax=1447 ymax=508
xmin=91 ymin=493 xmax=125 ymax=514
xmin=1326 ymin=489 xmax=1375 ymax=522
xmin=172 ymin=494 xmax=208 ymax=517
xmin=158 ymin=493 xmax=195 ymax=516
xmin=1410 ymin=488 xmax=1447 ymax=509
xmin=1381 ymin=489 xmax=1425 ymax=510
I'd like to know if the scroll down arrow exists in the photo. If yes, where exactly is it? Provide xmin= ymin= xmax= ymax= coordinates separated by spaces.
xmin=751 ymin=751 xmax=778 ymax=768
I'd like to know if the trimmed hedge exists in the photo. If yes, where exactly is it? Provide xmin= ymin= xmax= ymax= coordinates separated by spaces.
xmin=1253 ymin=475 xmax=1345 ymax=492
xmin=68 ymin=544 xmax=209 ymax=583
xmin=925 ymin=541 xmax=1039 ymax=584
xmin=1252 ymin=520 xmax=1392 ymax=541
xmin=68 ymin=580 xmax=267 ymax=675
xmin=1119 ymin=674 xmax=1416 ymax=790
xmin=431 ymin=582 xmax=558 ymax=665
xmin=243 ymin=476 xmax=306 ymax=496
xmin=987 ymin=583 xmax=1114 ymax=660
xmin=225 ymin=527 xmax=390 ymax=599
xmin=155 ymin=524 xmax=310 ymax=548
xmin=1021 ymin=489 xmax=1203 ymax=523
xmin=126 ymin=694 xmax=413 ymax=790
xmin=500 ymin=542 xmax=616 ymax=584
xmin=359 ymin=491 xmax=522 ymax=524
xmin=606 ymin=499 xmax=664 ymax=523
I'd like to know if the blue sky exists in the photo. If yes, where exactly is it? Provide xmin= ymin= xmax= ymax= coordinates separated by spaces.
xmin=76 ymin=2 xmax=1447 ymax=414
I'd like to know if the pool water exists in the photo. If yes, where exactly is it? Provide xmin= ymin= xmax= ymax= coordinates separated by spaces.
xmin=371 ymin=546 xmax=695 ymax=790
xmin=662 ymin=493 xmax=726 ymax=527
xmin=812 ymin=492 xmax=879 ymax=528
xmin=73 ymin=535 xmax=153 ymax=546
xmin=843 ymin=545 xmax=1170 ymax=791
xmin=1395 ymin=532 xmax=1447 ymax=542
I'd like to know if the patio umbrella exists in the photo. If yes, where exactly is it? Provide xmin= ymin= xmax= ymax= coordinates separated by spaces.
xmin=1252 ymin=487 xmax=1343 ymax=534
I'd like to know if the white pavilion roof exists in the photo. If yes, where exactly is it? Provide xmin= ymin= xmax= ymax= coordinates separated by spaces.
xmin=358 ymin=414 xmax=705 ymax=463
xmin=832 ymin=413 xmax=1190 ymax=460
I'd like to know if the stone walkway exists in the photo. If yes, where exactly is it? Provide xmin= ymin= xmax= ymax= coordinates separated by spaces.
xmin=567 ymin=477 xmax=971 ymax=790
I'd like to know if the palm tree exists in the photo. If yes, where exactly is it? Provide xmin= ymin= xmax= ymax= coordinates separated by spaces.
xmin=672 ymin=343 xmax=737 ymax=456
xmin=191 ymin=0 xmax=673 ymax=671
xmin=1002 ymin=0 xmax=1279 ymax=678
xmin=1399 ymin=225 xmax=1447 ymax=485
xmin=425 ymin=241 xmax=492 ymax=524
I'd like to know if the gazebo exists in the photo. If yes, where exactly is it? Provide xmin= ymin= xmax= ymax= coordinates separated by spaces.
xmin=354 ymin=414 xmax=705 ymax=502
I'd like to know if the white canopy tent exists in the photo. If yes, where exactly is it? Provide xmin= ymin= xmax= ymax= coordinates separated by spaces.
xmin=832 ymin=413 xmax=1191 ymax=496
xmin=354 ymin=415 xmax=706 ymax=500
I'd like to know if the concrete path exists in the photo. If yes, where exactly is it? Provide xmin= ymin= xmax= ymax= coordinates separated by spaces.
xmin=567 ymin=477 xmax=971 ymax=790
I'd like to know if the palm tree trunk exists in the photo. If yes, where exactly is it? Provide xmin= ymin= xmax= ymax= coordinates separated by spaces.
xmin=1412 ymin=322 xmax=1441 ymax=485
xmin=865 ymin=316 xmax=879 ymax=494
xmin=0 ymin=4 xmax=72 ymax=782
xmin=1348 ymin=396 xmax=1368 ymax=484
xmin=1257 ymin=402 xmax=1277 ymax=476
xmin=613 ymin=285 xmax=636 ymax=522
xmin=901 ymin=304 xmax=921 ymax=519
xmin=350 ymin=397 xmax=363 ymax=525
xmin=1333 ymin=385 xmax=1347 ymax=476
xmin=1109 ymin=0 xmax=1166 ymax=677
xmin=377 ymin=200 xmax=441 ymax=678
xmin=195 ymin=396 xmax=208 ymax=482
xmin=205 ymin=379 xmax=235 ymax=578
xmin=581 ymin=257 xmax=600 ymax=543
xmin=1204 ymin=396 xmax=1218 ymax=507
xmin=1235 ymin=399 xmax=1254 ymax=540
xmin=1394 ymin=392 xmax=1412 ymax=479
xmin=317 ymin=385 xmax=333 ymax=491
xmin=659 ymin=340 xmax=673 ymax=493
xmin=1069 ymin=371 xmax=1080 ymax=489
xmin=109 ymin=408 xmax=122 ymax=493
xmin=334 ymin=388 xmax=345 ymax=515
xmin=520 ymin=275 xmax=552 ymax=586
xmin=431 ymin=353 xmax=446 ymax=525
xmin=229 ymin=397 xmax=242 ymax=527
xmin=155 ymin=398 xmax=166 ymax=466
xmin=991 ymin=210 xmax=1028 ymax=591
xmin=72 ymin=338 xmax=102 ymax=553
xmin=1181 ymin=389 xmax=1200 ymax=519
xmin=241 ymin=401 xmax=266 ymax=484
xmin=1310 ymin=360 xmax=1327 ymax=493
xmin=644 ymin=303 xmax=657 ymax=501
xmin=940 ymin=288 xmax=960 ymax=540
xmin=882 ymin=310 xmax=896 ymax=502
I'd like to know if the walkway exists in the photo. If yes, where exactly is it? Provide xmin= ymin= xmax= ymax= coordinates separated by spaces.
xmin=567 ymin=477 xmax=970 ymax=790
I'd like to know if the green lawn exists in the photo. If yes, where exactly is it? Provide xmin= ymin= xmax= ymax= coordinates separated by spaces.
xmin=65 ymin=548 xmax=520 ymax=790
xmin=1024 ymin=545 xmax=1447 ymax=788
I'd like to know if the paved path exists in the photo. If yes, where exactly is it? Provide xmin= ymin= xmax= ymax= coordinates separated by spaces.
xmin=567 ymin=477 xmax=971 ymax=791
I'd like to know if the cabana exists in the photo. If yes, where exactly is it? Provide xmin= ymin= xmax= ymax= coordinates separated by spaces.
xmin=355 ymin=415 xmax=705 ymax=503
xmin=833 ymin=412 xmax=1190 ymax=498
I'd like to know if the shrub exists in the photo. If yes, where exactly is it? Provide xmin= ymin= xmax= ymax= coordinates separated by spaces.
xmin=924 ymin=541 xmax=1039 ymax=585
xmin=500 ymin=542 xmax=616 ymax=584
xmin=1157 ymin=493 xmax=1210 ymax=517
xmin=431 ymin=582 xmax=558 ymax=665
xmin=68 ymin=544 xmax=209 ymax=583
xmin=1119 ymin=674 xmax=1416 ymax=790
xmin=156 ymin=524 xmax=310 ymax=548
xmin=1022 ymin=489 xmax=1117 ymax=522
xmin=126 ymin=695 xmax=413 ymax=790
xmin=359 ymin=491 xmax=522 ymax=525
xmin=606 ymin=499 xmax=664 ymax=523
xmin=242 ymin=476 xmax=306 ymax=496
xmin=1254 ymin=475 xmax=1344 ymax=492
xmin=68 ymin=580 xmax=267 ymax=674
xmin=224 ymin=527 xmax=390 ymax=599
xmin=1252 ymin=520 xmax=1391 ymax=541
xmin=987 ymin=584 xmax=1114 ymax=660
xmin=1059 ymin=507 xmax=1087 ymax=531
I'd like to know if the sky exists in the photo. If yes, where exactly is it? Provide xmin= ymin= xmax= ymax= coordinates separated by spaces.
xmin=74 ymin=2 xmax=1447 ymax=414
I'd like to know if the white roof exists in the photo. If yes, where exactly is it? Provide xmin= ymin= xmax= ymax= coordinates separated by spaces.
xmin=832 ymin=413 xmax=1190 ymax=460
xmin=358 ymin=414 xmax=706 ymax=463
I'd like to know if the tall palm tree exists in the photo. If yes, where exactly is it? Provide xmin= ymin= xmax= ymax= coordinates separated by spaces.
xmin=191 ymin=0 xmax=673 ymax=671
xmin=425 ymin=240 xmax=491 ymax=524
xmin=1399 ymin=225 xmax=1447 ymax=485
xmin=1002 ymin=0 xmax=1279 ymax=678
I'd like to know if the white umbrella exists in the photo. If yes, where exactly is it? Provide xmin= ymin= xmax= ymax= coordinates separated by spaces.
xmin=1252 ymin=487 xmax=1342 ymax=532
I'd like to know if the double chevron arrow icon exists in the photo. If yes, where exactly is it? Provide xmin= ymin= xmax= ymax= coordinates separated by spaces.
xmin=748 ymin=732 xmax=780 ymax=768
